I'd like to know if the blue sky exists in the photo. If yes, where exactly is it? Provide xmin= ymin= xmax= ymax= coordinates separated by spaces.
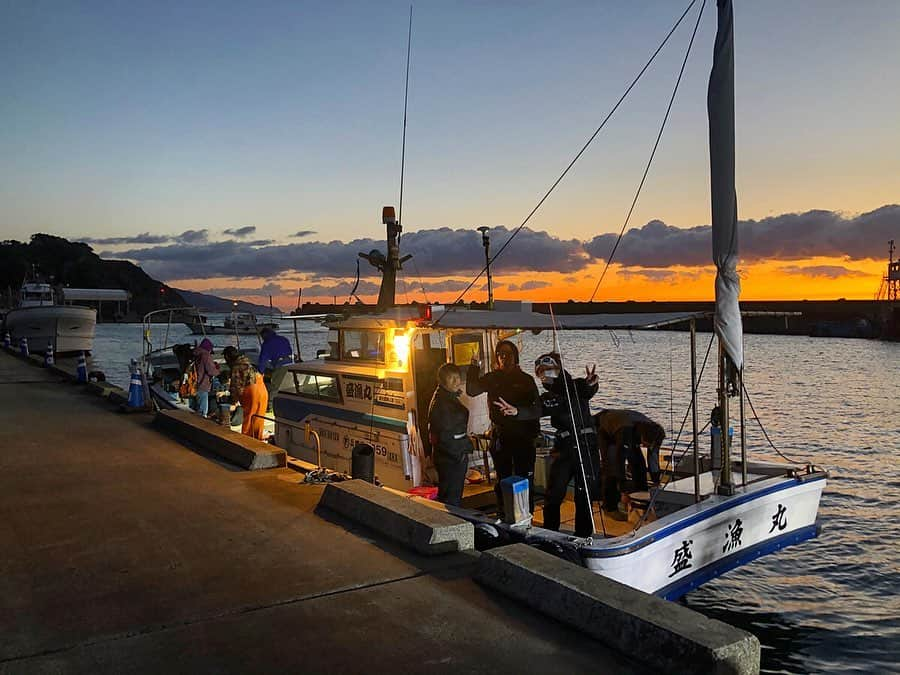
xmin=1 ymin=1 xmax=898 ymax=302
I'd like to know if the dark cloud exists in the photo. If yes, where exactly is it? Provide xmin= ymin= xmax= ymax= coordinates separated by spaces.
xmin=618 ymin=269 xmax=679 ymax=282
xmin=291 ymin=230 xmax=317 ymax=239
xmin=112 ymin=226 xmax=590 ymax=280
xmin=179 ymin=229 xmax=208 ymax=243
xmin=507 ymin=280 xmax=551 ymax=291
xmin=585 ymin=205 xmax=900 ymax=268
xmin=81 ymin=232 xmax=171 ymax=245
xmin=778 ymin=265 xmax=868 ymax=279
xmin=204 ymin=282 xmax=289 ymax=297
xmin=223 ymin=226 xmax=256 ymax=238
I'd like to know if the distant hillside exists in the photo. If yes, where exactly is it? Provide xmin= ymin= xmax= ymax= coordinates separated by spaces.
xmin=174 ymin=288 xmax=281 ymax=315
xmin=0 ymin=234 xmax=186 ymax=318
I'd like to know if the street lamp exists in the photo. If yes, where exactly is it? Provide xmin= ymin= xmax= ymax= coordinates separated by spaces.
xmin=477 ymin=226 xmax=493 ymax=310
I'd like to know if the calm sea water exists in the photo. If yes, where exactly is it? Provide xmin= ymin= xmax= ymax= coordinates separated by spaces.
xmin=92 ymin=322 xmax=900 ymax=673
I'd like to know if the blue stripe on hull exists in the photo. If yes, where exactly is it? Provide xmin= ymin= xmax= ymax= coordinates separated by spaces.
xmin=655 ymin=523 xmax=820 ymax=601
xmin=273 ymin=395 xmax=408 ymax=434
xmin=581 ymin=474 xmax=826 ymax=557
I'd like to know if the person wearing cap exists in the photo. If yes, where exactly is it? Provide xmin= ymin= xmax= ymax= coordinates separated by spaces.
xmin=427 ymin=363 xmax=472 ymax=507
xmin=466 ymin=339 xmax=542 ymax=515
xmin=258 ymin=327 xmax=294 ymax=408
xmin=530 ymin=353 xmax=611 ymax=533
xmin=192 ymin=337 xmax=220 ymax=418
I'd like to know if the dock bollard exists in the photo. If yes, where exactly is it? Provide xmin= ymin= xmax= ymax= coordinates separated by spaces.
xmin=2 ymin=331 xmax=10 ymax=349
xmin=20 ymin=336 xmax=29 ymax=357
xmin=126 ymin=360 xmax=145 ymax=408
xmin=44 ymin=340 xmax=54 ymax=367
xmin=76 ymin=352 xmax=88 ymax=383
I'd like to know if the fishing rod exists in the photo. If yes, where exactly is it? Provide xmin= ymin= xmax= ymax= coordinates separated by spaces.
xmin=548 ymin=304 xmax=602 ymax=537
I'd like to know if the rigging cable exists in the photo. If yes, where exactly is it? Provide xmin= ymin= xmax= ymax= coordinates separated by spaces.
xmin=588 ymin=0 xmax=707 ymax=302
xmin=397 ymin=5 xmax=413 ymax=230
xmin=632 ymin=331 xmax=715 ymax=532
xmin=741 ymin=379 xmax=811 ymax=465
xmin=432 ymin=0 xmax=701 ymax=323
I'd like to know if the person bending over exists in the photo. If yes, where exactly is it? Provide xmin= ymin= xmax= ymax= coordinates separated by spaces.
xmin=595 ymin=409 xmax=666 ymax=510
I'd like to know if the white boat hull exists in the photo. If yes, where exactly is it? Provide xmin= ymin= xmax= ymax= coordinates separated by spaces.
xmin=4 ymin=305 xmax=96 ymax=354
xmin=577 ymin=473 xmax=826 ymax=599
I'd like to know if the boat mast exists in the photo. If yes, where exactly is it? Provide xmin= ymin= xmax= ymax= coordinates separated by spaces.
xmin=708 ymin=0 xmax=743 ymax=495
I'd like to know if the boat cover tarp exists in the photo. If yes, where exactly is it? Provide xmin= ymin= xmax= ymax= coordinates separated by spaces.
xmin=708 ymin=0 xmax=744 ymax=368
xmin=431 ymin=309 xmax=704 ymax=331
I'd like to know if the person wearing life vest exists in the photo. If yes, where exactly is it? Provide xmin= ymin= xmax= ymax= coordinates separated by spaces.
xmin=466 ymin=340 xmax=542 ymax=516
xmin=192 ymin=338 xmax=219 ymax=418
xmin=427 ymin=363 xmax=472 ymax=507
xmin=532 ymin=353 xmax=612 ymax=533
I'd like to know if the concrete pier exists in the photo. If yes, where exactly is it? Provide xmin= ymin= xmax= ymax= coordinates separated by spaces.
xmin=0 ymin=350 xmax=639 ymax=674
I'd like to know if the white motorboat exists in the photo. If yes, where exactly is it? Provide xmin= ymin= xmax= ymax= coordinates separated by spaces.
xmin=3 ymin=281 xmax=96 ymax=354
xmin=183 ymin=309 xmax=279 ymax=336
xmin=270 ymin=0 xmax=827 ymax=600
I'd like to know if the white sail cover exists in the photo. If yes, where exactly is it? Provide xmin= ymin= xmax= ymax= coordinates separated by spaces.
xmin=708 ymin=0 xmax=743 ymax=369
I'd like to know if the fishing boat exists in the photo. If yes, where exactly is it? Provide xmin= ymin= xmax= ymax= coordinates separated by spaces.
xmin=140 ymin=308 xmax=261 ymax=417
xmin=183 ymin=309 xmax=279 ymax=336
xmin=271 ymin=0 xmax=826 ymax=600
xmin=3 ymin=280 xmax=96 ymax=354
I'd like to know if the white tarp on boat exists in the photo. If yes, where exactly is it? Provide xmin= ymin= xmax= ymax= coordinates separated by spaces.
xmin=708 ymin=0 xmax=744 ymax=369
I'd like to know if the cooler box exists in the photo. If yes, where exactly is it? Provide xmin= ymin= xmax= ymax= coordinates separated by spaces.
xmin=500 ymin=475 xmax=531 ymax=526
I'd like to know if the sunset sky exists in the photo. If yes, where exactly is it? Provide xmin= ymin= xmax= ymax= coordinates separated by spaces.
xmin=2 ymin=1 xmax=898 ymax=309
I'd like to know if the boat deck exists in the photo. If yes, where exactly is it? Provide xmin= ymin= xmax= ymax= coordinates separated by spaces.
xmin=459 ymin=479 xmax=655 ymax=539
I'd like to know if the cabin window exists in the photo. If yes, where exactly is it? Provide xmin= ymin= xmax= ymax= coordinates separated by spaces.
xmin=341 ymin=330 xmax=385 ymax=362
xmin=450 ymin=333 xmax=483 ymax=369
xmin=292 ymin=373 xmax=340 ymax=402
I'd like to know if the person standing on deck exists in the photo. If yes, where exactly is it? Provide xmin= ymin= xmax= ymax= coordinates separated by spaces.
xmin=258 ymin=327 xmax=294 ymax=409
xmin=466 ymin=340 xmax=542 ymax=515
xmin=192 ymin=338 xmax=219 ymax=418
xmin=531 ymin=353 xmax=608 ymax=533
xmin=427 ymin=363 xmax=472 ymax=507
xmin=229 ymin=353 xmax=269 ymax=440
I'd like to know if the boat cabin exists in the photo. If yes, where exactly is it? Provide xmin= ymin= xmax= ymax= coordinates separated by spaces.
xmin=273 ymin=303 xmax=554 ymax=489
xmin=19 ymin=283 xmax=56 ymax=308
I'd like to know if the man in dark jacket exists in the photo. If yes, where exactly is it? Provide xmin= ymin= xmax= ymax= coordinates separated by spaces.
xmin=534 ymin=353 xmax=607 ymax=534
xmin=427 ymin=363 xmax=471 ymax=506
xmin=596 ymin=409 xmax=666 ymax=510
xmin=466 ymin=340 xmax=542 ymax=514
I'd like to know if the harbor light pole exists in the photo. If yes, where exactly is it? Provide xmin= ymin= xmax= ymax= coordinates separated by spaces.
xmin=477 ymin=226 xmax=493 ymax=310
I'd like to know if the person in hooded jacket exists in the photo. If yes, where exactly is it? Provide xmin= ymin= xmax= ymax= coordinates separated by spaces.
xmin=466 ymin=339 xmax=542 ymax=515
xmin=192 ymin=338 xmax=219 ymax=418
xmin=427 ymin=363 xmax=471 ymax=506
xmin=532 ymin=353 xmax=614 ymax=534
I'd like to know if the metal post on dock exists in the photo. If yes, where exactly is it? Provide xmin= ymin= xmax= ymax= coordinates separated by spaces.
xmin=690 ymin=319 xmax=700 ymax=503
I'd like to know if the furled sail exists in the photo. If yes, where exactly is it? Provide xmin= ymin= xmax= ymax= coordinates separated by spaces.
xmin=708 ymin=0 xmax=743 ymax=369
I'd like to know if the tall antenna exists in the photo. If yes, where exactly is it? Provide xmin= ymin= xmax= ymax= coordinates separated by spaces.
xmin=398 ymin=5 xmax=413 ymax=229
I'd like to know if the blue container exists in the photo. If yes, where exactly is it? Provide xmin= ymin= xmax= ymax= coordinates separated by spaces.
xmin=20 ymin=336 xmax=29 ymax=357
xmin=500 ymin=475 xmax=531 ymax=525
xmin=127 ymin=366 xmax=144 ymax=408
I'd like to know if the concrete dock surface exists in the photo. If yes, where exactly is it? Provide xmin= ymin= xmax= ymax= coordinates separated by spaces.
xmin=0 ymin=351 xmax=638 ymax=674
